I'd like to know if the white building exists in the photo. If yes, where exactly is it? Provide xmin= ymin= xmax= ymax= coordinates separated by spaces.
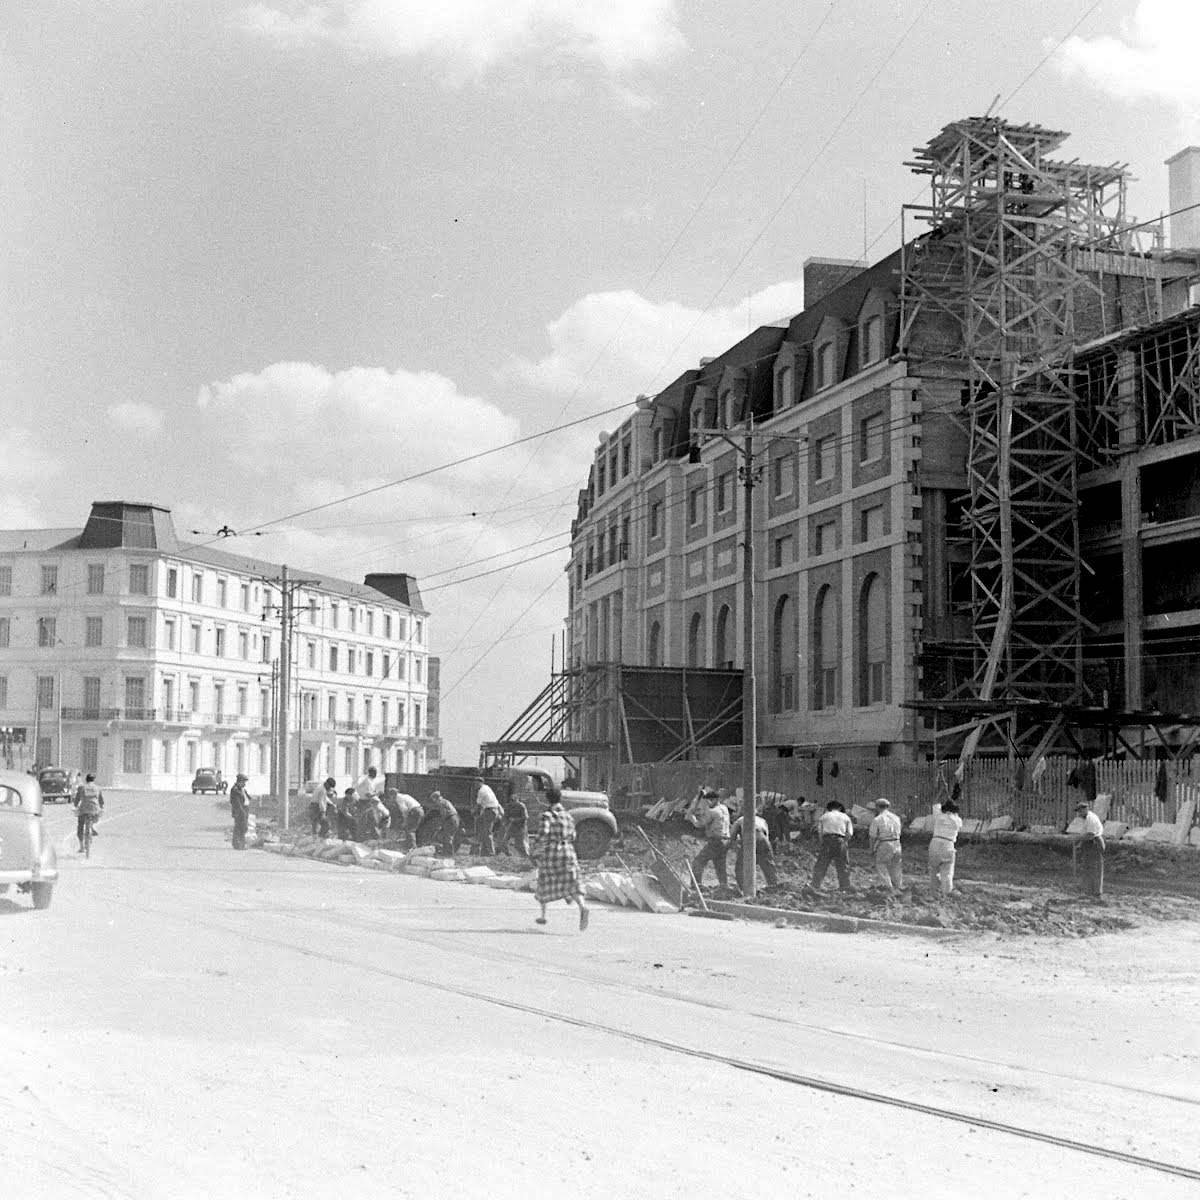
xmin=0 ymin=501 xmax=436 ymax=790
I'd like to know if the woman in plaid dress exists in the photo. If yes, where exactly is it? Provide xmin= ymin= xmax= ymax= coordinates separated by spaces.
xmin=534 ymin=787 xmax=589 ymax=931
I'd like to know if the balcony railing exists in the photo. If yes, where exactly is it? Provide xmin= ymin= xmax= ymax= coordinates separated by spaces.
xmin=60 ymin=707 xmax=120 ymax=721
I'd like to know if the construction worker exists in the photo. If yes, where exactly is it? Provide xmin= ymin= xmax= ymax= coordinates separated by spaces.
xmin=472 ymin=777 xmax=502 ymax=856
xmin=1073 ymin=800 xmax=1105 ymax=896
xmin=384 ymin=789 xmax=424 ymax=850
xmin=811 ymin=800 xmax=854 ymax=891
xmin=732 ymin=809 xmax=778 ymax=888
xmin=688 ymin=788 xmax=732 ymax=892
xmin=496 ymin=791 xmax=530 ymax=858
xmin=424 ymin=790 xmax=460 ymax=856
xmin=868 ymin=798 xmax=904 ymax=894
xmin=928 ymin=799 xmax=963 ymax=896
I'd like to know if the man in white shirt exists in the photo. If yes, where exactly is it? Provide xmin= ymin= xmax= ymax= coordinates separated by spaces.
xmin=811 ymin=800 xmax=854 ymax=890
xmin=928 ymin=800 xmax=963 ymax=896
xmin=355 ymin=765 xmax=384 ymax=799
xmin=1073 ymin=801 xmax=1105 ymax=896
xmin=688 ymin=788 xmax=732 ymax=891
xmin=868 ymin=797 xmax=904 ymax=894
xmin=733 ymin=811 xmax=778 ymax=888
xmin=472 ymin=778 xmax=503 ymax=856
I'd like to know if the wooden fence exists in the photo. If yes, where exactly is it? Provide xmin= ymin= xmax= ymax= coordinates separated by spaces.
xmin=613 ymin=756 xmax=1199 ymax=831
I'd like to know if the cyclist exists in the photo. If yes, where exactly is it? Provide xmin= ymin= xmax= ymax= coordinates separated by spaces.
xmin=73 ymin=773 xmax=105 ymax=852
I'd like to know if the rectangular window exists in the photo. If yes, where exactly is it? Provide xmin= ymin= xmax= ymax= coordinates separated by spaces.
xmin=41 ymin=565 xmax=58 ymax=595
xmin=37 ymin=676 xmax=55 ymax=709
xmin=861 ymin=314 xmax=883 ymax=366
xmin=257 ymin=743 xmax=267 ymax=774
xmin=307 ymin=641 xmax=316 ymax=669
xmin=597 ymin=460 xmax=606 ymax=494
xmin=816 ymin=667 xmax=838 ymax=710
xmin=262 ymin=634 xmax=272 ymax=663
xmin=329 ymin=645 xmax=339 ymax=672
xmin=37 ymin=617 xmax=57 ymax=647
xmin=162 ymin=677 xmax=175 ymax=713
xmin=367 ymin=610 xmax=375 ymax=636
xmin=87 ymin=564 xmax=105 ymax=594
xmin=398 ymin=617 xmax=407 ymax=641
xmin=716 ymin=472 xmax=732 ymax=513
xmin=81 ymin=737 xmax=99 ymax=774
xmin=343 ymin=745 xmax=354 ymax=775
xmin=127 ymin=616 xmax=148 ymax=648
xmin=162 ymin=739 xmax=173 ymax=772
xmin=398 ymin=656 xmax=407 ymax=681
xmin=414 ymin=657 xmax=423 ymax=683
xmin=859 ymin=412 xmax=885 ymax=463
xmin=383 ymin=652 xmax=391 ymax=678
xmin=366 ymin=651 xmax=374 ymax=676
xmin=124 ymin=676 xmax=146 ymax=713
xmin=0 ymin=565 xmax=11 ymax=595
xmin=331 ymin=602 xmax=340 ymax=629
xmin=191 ymin=573 xmax=203 ymax=603
xmin=650 ymin=500 xmax=663 ymax=539
xmin=36 ymin=736 xmax=52 ymax=766
xmin=414 ymin=703 xmax=422 ymax=734
xmin=621 ymin=440 xmax=631 ymax=477
xmin=122 ymin=739 xmax=143 ymax=773
xmin=776 ymin=363 xmax=794 ymax=411
xmin=815 ymin=435 xmax=836 ymax=481
xmin=0 ymin=676 xmax=7 ymax=707
xmin=415 ymin=620 xmax=423 ymax=644
xmin=189 ymin=680 xmax=200 ymax=712
xmin=167 ymin=567 xmax=178 ymax=598
xmin=327 ymin=695 xmax=337 ymax=722
xmin=217 ymin=577 xmax=227 ymax=607
xmin=772 ymin=455 xmax=794 ymax=499
xmin=349 ymin=607 xmax=357 ymax=633
xmin=653 ymin=427 xmax=664 ymax=461
xmin=364 ymin=697 xmax=373 ymax=727
xmin=0 ymin=617 xmax=8 ymax=648
xmin=815 ymin=521 xmax=837 ymax=556
xmin=214 ymin=626 xmax=226 ymax=657
xmin=213 ymin=683 xmax=225 ymax=720
xmin=235 ymin=742 xmax=246 ymax=774
xmin=261 ymin=689 xmax=271 ymax=723
xmin=772 ymin=534 xmax=795 ymax=569
xmin=860 ymin=504 xmax=885 ymax=542
xmin=240 ymin=582 xmax=250 ymax=611
xmin=237 ymin=685 xmax=248 ymax=716
xmin=816 ymin=341 xmax=835 ymax=390
xmin=238 ymin=630 xmax=249 ymax=660
xmin=190 ymin=623 xmax=201 ymax=653
xmin=129 ymin=563 xmax=149 ymax=595
xmin=688 ymin=486 xmax=704 ymax=526
xmin=83 ymin=677 xmax=101 ymax=710
xmin=384 ymin=614 xmax=393 ymax=639
xmin=164 ymin=619 xmax=176 ymax=651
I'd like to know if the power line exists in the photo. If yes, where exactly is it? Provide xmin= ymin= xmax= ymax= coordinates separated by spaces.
xmin=997 ymin=0 xmax=1108 ymax=113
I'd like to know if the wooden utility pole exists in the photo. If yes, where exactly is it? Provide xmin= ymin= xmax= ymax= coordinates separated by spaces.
xmin=740 ymin=420 xmax=759 ymax=899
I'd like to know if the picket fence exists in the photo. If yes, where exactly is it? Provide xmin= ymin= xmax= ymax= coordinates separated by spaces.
xmin=613 ymin=756 xmax=1200 ymax=831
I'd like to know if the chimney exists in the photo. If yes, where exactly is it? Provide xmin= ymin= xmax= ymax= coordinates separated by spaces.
xmin=1166 ymin=146 xmax=1200 ymax=249
xmin=803 ymin=256 xmax=867 ymax=308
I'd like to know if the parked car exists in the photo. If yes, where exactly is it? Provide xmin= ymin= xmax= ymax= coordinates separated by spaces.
xmin=0 ymin=769 xmax=58 ymax=910
xmin=191 ymin=768 xmax=227 ymax=794
xmin=37 ymin=766 xmax=80 ymax=804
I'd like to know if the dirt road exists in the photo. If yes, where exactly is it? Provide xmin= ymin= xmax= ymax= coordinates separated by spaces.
xmin=3 ymin=790 xmax=1198 ymax=1198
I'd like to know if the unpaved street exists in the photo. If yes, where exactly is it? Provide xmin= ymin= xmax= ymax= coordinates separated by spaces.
xmin=3 ymin=790 xmax=1199 ymax=1199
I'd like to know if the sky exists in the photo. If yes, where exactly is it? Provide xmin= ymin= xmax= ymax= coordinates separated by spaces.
xmin=2 ymin=0 xmax=1198 ymax=764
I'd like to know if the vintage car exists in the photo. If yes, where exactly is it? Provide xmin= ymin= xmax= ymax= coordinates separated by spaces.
xmin=191 ymin=768 xmax=227 ymax=795
xmin=37 ymin=766 xmax=80 ymax=804
xmin=0 ymin=769 xmax=58 ymax=910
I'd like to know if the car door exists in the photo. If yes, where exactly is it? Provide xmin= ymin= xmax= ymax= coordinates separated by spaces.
xmin=0 ymin=781 xmax=36 ymax=873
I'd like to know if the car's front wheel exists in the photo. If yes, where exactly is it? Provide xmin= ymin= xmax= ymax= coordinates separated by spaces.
xmin=31 ymin=882 xmax=53 ymax=910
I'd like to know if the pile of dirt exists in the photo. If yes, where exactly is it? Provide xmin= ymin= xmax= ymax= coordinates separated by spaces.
xmin=615 ymin=826 xmax=1200 ymax=937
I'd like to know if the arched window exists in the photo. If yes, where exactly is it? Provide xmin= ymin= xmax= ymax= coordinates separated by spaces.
xmin=771 ymin=594 xmax=796 ymax=712
xmin=857 ymin=573 xmax=887 ymax=705
xmin=687 ymin=611 xmax=705 ymax=668
xmin=714 ymin=604 xmax=733 ymax=668
xmin=812 ymin=586 xmax=839 ymax=709
xmin=647 ymin=621 xmax=662 ymax=667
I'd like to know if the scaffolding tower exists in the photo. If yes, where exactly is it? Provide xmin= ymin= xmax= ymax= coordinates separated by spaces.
xmin=901 ymin=118 xmax=1146 ymax=746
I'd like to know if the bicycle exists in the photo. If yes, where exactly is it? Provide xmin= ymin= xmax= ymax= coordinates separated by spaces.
xmin=79 ymin=812 xmax=96 ymax=859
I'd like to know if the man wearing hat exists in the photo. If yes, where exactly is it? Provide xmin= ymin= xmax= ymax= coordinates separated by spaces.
xmin=868 ymin=798 xmax=904 ymax=894
xmin=1073 ymin=800 xmax=1105 ymax=896
xmin=229 ymin=772 xmax=252 ymax=850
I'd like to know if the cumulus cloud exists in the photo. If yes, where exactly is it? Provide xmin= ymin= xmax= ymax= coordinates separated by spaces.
xmin=107 ymin=401 xmax=164 ymax=435
xmin=505 ymin=277 xmax=805 ymax=405
xmin=234 ymin=0 xmax=685 ymax=76
xmin=1054 ymin=0 xmax=1200 ymax=122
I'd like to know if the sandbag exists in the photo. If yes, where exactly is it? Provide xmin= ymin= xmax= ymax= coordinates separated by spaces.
xmin=430 ymin=868 xmax=466 ymax=882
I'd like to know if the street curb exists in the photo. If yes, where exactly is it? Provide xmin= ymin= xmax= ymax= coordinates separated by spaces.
xmin=703 ymin=898 xmax=966 ymax=940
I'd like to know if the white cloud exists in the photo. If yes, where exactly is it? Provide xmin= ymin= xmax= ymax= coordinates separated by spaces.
xmin=506 ymin=277 xmax=805 ymax=405
xmin=107 ymin=401 xmax=164 ymax=435
xmin=0 ymin=428 xmax=49 ymax=527
xmin=1054 ymin=1 xmax=1200 ymax=122
xmin=234 ymin=0 xmax=685 ymax=76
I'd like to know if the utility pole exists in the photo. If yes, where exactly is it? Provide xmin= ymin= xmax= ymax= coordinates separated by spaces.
xmin=740 ymin=420 xmax=758 ymax=898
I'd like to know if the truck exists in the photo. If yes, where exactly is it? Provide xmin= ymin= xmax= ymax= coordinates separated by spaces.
xmin=383 ymin=765 xmax=619 ymax=860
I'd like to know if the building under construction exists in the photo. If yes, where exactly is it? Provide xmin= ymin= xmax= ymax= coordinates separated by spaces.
xmin=487 ymin=118 xmax=1200 ymax=785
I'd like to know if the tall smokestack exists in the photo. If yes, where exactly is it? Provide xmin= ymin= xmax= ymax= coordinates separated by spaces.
xmin=1165 ymin=146 xmax=1200 ymax=249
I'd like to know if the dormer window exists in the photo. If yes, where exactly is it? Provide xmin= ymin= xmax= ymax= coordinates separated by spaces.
xmin=776 ymin=364 xmax=794 ymax=412
xmin=722 ymin=391 xmax=738 ymax=428
xmin=816 ymin=341 xmax=835 ymax=390
xmin=861 ymin=314 xmax=883 ymax=366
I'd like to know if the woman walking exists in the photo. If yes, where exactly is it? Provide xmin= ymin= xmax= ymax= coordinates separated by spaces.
xmin=533 ymin=785 xmax=589 ymax=931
